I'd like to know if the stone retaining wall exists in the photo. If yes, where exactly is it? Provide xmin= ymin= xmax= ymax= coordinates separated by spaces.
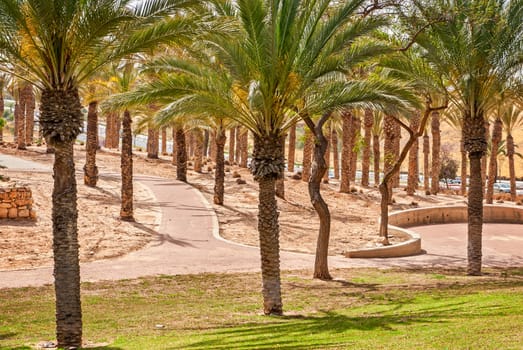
xmin=0 ymin=186 xmax=36 ymax=220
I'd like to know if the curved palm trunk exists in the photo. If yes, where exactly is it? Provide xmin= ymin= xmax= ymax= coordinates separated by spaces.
xmin=507 ymin=134 xmax=516 ymax=201
xmin=214 ymin=127 xmax=227 ymax=205
xmin=423 ymin=132 xmax=430 ymax=190
xmin=332 ymin=129 xmax=340 ymax=179
xmin=463 ymin=114 xmax=487 ymax=275
xmin=460 ymin=137 xmax=467 ymax=196
xmin=83 ymin=101 xmax=99 ymax=187
xmin=361 ymin=109 xmax=373 ymax=187
xmin=287 ymin=123 xmax=296 ymax=173
xmin=251 ymin=133 xmax=284 ymax=315
xmin=340 ymin=110 xmax=352 ymax=192
xmin=176 ymin=128 xmax=187 ymax=182
xmin=301 ymin=129 xmax=313 ymax=181
xmin=430 ymin=111 xmax=441 ymax=194
xmin=40 ymin=88 xmax=83 ymax=349
xmin=407 ymin=112 xmax=421 ymax=195
xmin=486 ymin=117 xmax=502 ymax=204
xmin=304 ymin=114 xmax=332 ymax=280
xmin=373 ymin=134 xmax=380 ymax=186
xmin=121 ymin=110 xmax=134 ymax=221
xmin=228 ymin=127 xmax=236 ymax=163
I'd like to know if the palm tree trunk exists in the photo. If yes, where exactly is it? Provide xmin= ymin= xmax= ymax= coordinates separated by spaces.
xmin=463 ymin=114 xmax=487 ymax=276
xmin=15 ymin=94 xmax=26 ymax=150
xmin=251 ymin=133 xmax=284 ymax=315
xmin=301 ymin=128 xmax=313 ymax=181
xmin=350 ymin=114 xmax=360 ymax=183
xmin=383 ymin=115 xmax=397 ymax=202
xmin=120 ymin=110 xmax=134 ymax=221
xmin=203 ymin=129 xmax=210 ymax=158
xmin=460 ymin=137 xmax=467 ymax=196
xmin=235 ymin=126 xmax=242 ymax=165
xmin=431 ymin=111 xmax=441 ymax=194
xmin=214 ymin=127 xmax=227 ymax=205
xmin=194 ymin=129 xmax=204 ymax=172
xmin=0 ymin=87 xmax=4 ymax=142
xmin=228 ymin=127 xmax=236 ymax=163
xmin=209 ymin=129 xmax=217 ymax=162
xmin=361 ymin=109 xmax=373 ymax=187
xmin=83 ymin=101 xmax=99 ymax=187
xmin=104 ymin=112 xmax=114 ymax=148
xmin=507 ymin=134 xmax=516 ymax=201
xmin=172 ymin=127 xmax=177 ymax=165
xmin=373 ymin=133 xmax=380 ymax=186
xmin=287 ymin=123 xmax=296 ymax=173
xmin=275 ymin=135 xmax=286 ymax=198
xmin=392 ymin=118 xmax=401 ymax=188
xmin=332 ymin=129 xmax=340 ymax=179
xmin=176 ymin=128 xmax=187 ymax=182
xmin=322 ymin=124 xmax=330 ymax=183
xmin=240 ymin=128 xmax=248 ymax=168
xmin=303 ymin=114 xmax=332 ymax=280
xmin=147 ymin=127 xmax=159 ymax=159
xmin=23 ymin=84 xmax=35 ymax=145
xmin=407 ymin=111 xmax=421 ymax=195
xmin=340 ymin=110 xmax=352 ymax=192
xmin=423 ymin=132 xmax=430 ymax=190
xmin=40 ymin=88 xmax=83 ymax=349
xmin=161 ymin=127 xmax=167 ymax=155
xmin=481 ymin=120 xmax=489 ymax=186
xmin=486 ymin=117 xmax=502 ymax=204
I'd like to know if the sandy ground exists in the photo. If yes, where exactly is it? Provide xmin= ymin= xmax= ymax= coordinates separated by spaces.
xmin=0 ymin=141 xmax=482 ymax=271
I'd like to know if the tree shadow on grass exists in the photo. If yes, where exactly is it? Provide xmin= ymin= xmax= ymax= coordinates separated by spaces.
xmin=175 ymin=298 xmax=506 ymax=350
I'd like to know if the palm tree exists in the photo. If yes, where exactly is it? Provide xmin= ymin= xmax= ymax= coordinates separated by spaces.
xmin=0 ymin=1 xmax=197 ymax=346
xmin=406 ymin=110 xmax=421 ymax=195
xmin=361 ymin=109 xmax=374 ymax=186
xmin=430 ymin=110 xmax=441 ymax=194
xmin=287 ymin=122 xmax=296 ymax=173
xmin=486 ymin=116 xmax=503 ymax=203
xmin=372 ymin=111 xmax=383 ymax=186
xmin=407 ymin=0 xmax=523 ymax=275
xmin=301 ymin=128 xmax=313 ymax=181
xmin=500 ymin=103 xmax=523 ymax=201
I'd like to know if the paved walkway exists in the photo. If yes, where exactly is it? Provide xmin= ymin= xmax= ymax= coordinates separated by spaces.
xmin=1 ymin=153 xmax=522 ymax=288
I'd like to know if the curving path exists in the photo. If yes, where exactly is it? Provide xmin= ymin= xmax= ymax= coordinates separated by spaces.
xmin=0 ymin=153 xmax=522 ymax=289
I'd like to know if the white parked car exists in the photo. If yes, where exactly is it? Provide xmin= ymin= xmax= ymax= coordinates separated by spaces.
xmin=493 ymin=183 xmax=511 ymax=193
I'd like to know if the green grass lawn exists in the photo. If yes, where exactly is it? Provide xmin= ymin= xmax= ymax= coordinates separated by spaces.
xmin=1 ymin=268 xmax=522 ymax=349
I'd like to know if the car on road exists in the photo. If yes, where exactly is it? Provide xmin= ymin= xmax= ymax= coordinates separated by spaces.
xmin=493 ymin=183 xmax=511 ymax=193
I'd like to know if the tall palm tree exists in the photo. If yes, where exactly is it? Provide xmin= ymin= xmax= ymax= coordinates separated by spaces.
xmin=407 ymin=0 xmax=523 ymax=275
xmin=486 ymin=116 xmax=503 ymax=203
xmin=500 ymin=103 xmax=523 ymax=201
xmin=430 ymin=110 xmax=441 ymax=194
xmin=406 ymin=110 xmax=421 ymax=195
xmin=0 ymin=1 xmax=197 ymax=347
xmin=361 ymin=109 xmax=374 ymax=186
xmin=372 ymin=111 xmax=383 ymax=186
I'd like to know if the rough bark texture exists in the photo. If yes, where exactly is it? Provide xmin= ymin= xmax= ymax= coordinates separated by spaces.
xmin=120 ymin=110 xmax=134 ymax=221
xmin=507 ymin=134 xmax=516 ymax=201
xmin=172 ymin=127 xmax=177 ymax=165
xmin=303 ymin=114 xmax=332 ymax=280
xmin=350 ymin=114 xmax=360 ymax=183
xmin=15 ymin=96 xmax=26 ymax=149
xmin=332 ymin=129 xmax=340 ymax=179
xmin=161 ymin=127 xmax=167 ymax=155
xmin=228 ymin=127 xmax=236 ymax=163
xmin=240 ymin=128 xmax=248 ymax=168
xmin=322 ymin=125 xmax=330 ymax=183
xmin=275 ymin=135 xmax=286 ymax=198
xmin=203 ymin=129 xmax=209 ymax=158
xmin=209 ymin=129 xmax=217 ymax=162
xmin=287 ymin=123 xmax=296 ymax=173
xmin=392 ymin=118 xmax=401 ymax=188
xmin=301 ymin=129 xmax=313 ymax=182
xmin=383 ymin=115 xmax=397 ymax=202
xmin=423 ymin=132 xmax=430 ymax=190
xmin=373 ymin=133 xmax=380 ymax=186
xmin=0 ymin=88 xmax=3 ymax=142
xmin=23 ymin=84 xmax=35 ymax=145
xmin=40 ymin=88 xmax=83 ymax=349
xmin=463 ymin=113 xmax=487 ymax=276
xmin=176 ymin=128 xmax=187 ymax=182
xmin=481 ymin=120 xmax=490 ymax=187
xmin=460 ymin=137 xmax=467 ymax=196
xmin=214 ymin=128 xmax=227 ymax=205
xmin=235 ymin=126 xmax=242 ymax=165
xmin=430 ymin=111 xmax=441 ymax=194
xmin=251 ymin=133 xmax=284 ymax=315
xmin=486 ymin=117 xmax=502 ymax=204
xmin=104 ymin=112 xmax=120 ymax=149
xmin=193 ymin=129 xmax=204 ymax=173
xmin=83 ymin=101 xmax=99 ymax=187
xmin=407 ymin=112 xmax=421 ymax=195
xmin=361 ymin=109 xmax=373 ymax=187
xmin=340 ymin=110 xmax=352 ymax=192
xmin=147 ymin=127 xmax=159 ymax=159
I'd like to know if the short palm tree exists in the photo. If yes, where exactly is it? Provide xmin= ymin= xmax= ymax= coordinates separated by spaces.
xmin=406 ymin=0 xmax=523 ymax=275
xmin=0 ymin=0 xmax=198 ymax=347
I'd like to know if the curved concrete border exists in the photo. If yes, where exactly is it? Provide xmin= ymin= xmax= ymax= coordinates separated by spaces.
xmin=346 ymin=204 xmax=523 ymax=259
